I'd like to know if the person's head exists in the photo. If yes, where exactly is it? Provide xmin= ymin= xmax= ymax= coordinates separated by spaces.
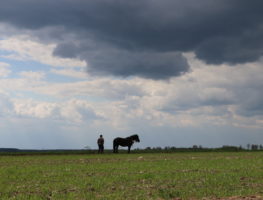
xmin=100 ymin=134 xmax=103 ymax=137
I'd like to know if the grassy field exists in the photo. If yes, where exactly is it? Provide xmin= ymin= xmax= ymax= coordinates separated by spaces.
xmin=0 ymin=152 xmax=262 ymax=199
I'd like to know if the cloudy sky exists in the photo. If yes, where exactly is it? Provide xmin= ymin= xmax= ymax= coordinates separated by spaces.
xmin=0 ymin=0 xmax=263 ymax=149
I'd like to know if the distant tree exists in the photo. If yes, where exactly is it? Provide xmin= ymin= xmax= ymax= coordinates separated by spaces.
xmin=251 ymin=144 xmax=258 ymax=150
xmin=221 ymin=145 xmax=239 ymax=151
xmin=164 ymin=146 xmax=171 ymax=150
xmin=260 ymin=145 xmax=263 ymax=150
xmin=170 ymin=146 xmax=177 ymax=150
xmin=145 ymin=147 xmax=151 ymax=150
xmin=155 ymin=147 xmax=162 ymax=151
xmin=84 ymin=146 xmax=91 ymax=150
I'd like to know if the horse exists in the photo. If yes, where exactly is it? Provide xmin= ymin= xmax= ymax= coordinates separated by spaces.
xmin=113 ymin=134 xmax=140 ymax=153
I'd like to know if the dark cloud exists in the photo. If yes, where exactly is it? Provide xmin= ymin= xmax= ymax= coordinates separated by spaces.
xmin=54 ymin=43 xmax=189 ymax=79
xmin=1 ymin=0 xmax=263 ymax=78
xmin=87 ymin=51 xmax=188 ymax=79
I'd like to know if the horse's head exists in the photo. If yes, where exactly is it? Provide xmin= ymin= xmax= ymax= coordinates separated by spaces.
xmin=133 ymin=134 xmax=140 ymax=142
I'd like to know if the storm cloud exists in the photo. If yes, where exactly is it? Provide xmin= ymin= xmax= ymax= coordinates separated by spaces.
xmin=1 ymin=0 xmax=263 ymax=79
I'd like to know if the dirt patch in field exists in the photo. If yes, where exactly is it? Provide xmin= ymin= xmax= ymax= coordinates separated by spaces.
xmin=202 ymin=195 xmax=263 ymax=200
xmin=167 ymin=195 xmax=263 ymax=200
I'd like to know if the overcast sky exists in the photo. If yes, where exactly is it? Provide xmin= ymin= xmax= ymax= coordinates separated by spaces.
xmin=0 ymin=0 xmax=263 ymax=149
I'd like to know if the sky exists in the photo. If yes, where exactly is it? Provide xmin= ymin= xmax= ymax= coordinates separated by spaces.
xmin=0 ymin=0 xmax=263 ymax=149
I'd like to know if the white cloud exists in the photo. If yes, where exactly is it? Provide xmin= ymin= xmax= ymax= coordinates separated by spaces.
xmin=0 ymin=62 xmax=11 ymax=77
xmin=23 ymin=78 xmax=145 ymax=100
xmin=14 ymin=99 xmax=59 ymax=119
xmin=60 ymin=99 xmax=101 ymax=123
xmin=13 ymin=98 xmax=101 ymax=124
xmin=4 ymin=58 xmax=262 ymax=130
xmin=50 ymin=68 xmax=88 ymax=79
xmin=19 ymin=71 xmax=46 ymax=80
xmin=0 ymin=35 xmax=86 ymax=68
xmin=1 ymin=50 xmax=263 ymax=133
xmin=0 ymin=93 xmax=13 ymax=116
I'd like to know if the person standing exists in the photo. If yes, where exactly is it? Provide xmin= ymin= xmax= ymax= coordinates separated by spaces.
xmin=97 ymin=134 xmax=104 ymax=153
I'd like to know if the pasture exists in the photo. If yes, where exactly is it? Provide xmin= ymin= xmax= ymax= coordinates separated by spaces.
xmin=0 ymin=152 xmax=262 ymax=199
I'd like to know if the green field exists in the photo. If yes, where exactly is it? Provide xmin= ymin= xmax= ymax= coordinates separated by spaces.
xmin=0 ymin=152 xmax=262 ymax=199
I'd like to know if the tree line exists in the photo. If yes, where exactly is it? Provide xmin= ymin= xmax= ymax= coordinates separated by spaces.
xmin=133 ymin=144 xmax=263 ymax=153
xmin=0 ymin=144 xmax=262 ymax=155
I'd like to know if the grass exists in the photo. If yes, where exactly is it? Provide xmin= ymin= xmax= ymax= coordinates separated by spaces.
xmin=0 ymin=152 xmax=262 ymax=199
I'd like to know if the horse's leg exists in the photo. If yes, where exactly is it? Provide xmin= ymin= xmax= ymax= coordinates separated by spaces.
xmin=114 ymin=145 xmax=118 ymax=153
xmin=113 ymin=140 xmax=118 ymax=153
xmin=116 ymin=145 xmax=119 ymax=153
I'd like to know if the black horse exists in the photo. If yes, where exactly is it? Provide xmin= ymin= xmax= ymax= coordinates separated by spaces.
xmin=113 ymin=134 xmax=140 ymax=153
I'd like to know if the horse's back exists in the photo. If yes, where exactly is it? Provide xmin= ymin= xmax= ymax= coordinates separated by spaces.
xmin=114 ymin=137 xmax=133 ymax=147
xmin=113 ymin=137 xmax=121 ymax=142
xmin=113 ymin=137 xmax=123 ymax=145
